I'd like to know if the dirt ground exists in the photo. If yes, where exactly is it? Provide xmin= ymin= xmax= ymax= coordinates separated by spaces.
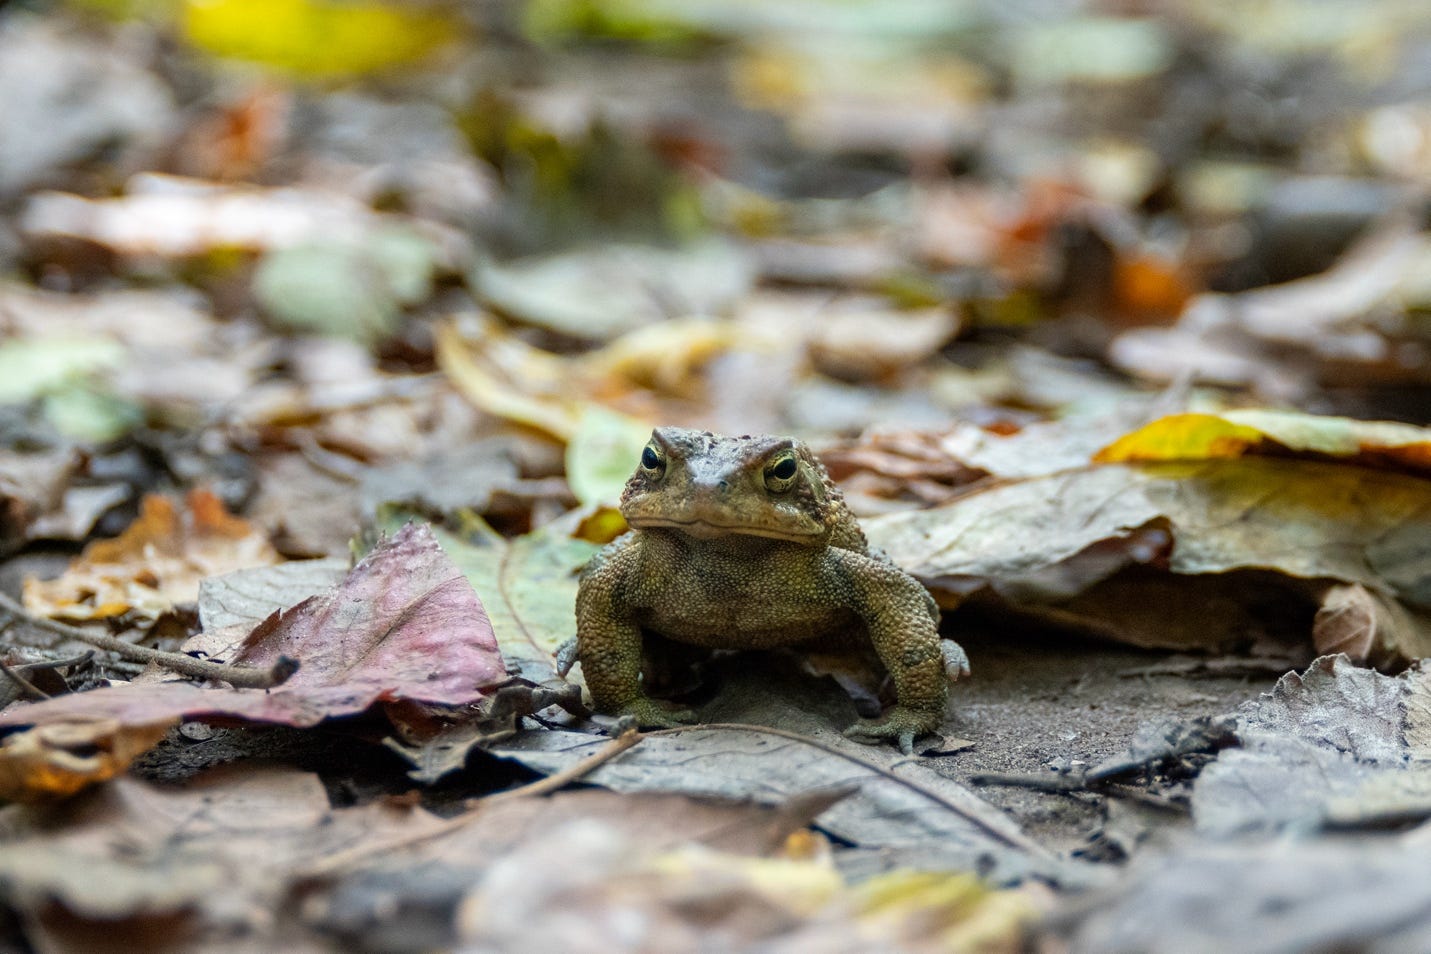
xmin=932 ymin=624 xmax=1282 ymax=854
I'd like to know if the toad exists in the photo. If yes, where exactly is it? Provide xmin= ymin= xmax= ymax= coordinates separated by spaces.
xmin=559 ymin=427 xmax=968 ymax=753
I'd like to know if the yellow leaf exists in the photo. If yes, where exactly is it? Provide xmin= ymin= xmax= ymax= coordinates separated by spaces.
xmin=182 ymin=0 xmax=461 ymax=78
xmin=434 ymin=315 xmax=584 ymax=441
xmin=1096 ymin=410 xmax=1431 ymax=475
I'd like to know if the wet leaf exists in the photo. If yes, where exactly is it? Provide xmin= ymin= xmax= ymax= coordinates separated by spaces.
xmin=0 ymin=719 xmax=173 ymax=803
xmin=23 ymin=489 xmax=281 ymax=622
xmin=0 ymin=523 xmax=505 ymax=730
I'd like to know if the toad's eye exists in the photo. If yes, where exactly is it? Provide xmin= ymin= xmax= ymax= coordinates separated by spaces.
xmin=641 ymin=446 xmax=663 ymax=471
xmin=764 ymin=455 xmax=798 ymax=490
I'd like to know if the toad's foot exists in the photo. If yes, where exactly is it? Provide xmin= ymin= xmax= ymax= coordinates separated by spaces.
xmin=844 ymin=706 xmax=944 ymax=755
xmin=612 ymin=695 xmax=698 ymax=729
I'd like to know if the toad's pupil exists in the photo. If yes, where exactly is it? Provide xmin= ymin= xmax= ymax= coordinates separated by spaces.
xmin=642 ymin=447 xmax=661 ymax=469
xmin=771 ymin=457 xmax=797 ymax=480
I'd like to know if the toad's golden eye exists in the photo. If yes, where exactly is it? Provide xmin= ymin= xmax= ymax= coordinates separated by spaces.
xmin=764 ymin=454 xmax=798 ymax=490
xmin=641 ymin=446 xmax=663 ymax=470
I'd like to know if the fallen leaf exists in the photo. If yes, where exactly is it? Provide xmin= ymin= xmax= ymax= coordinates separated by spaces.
xmin=0 ymin=523 xmax=506 ymax=730
xmin=1193 ymin=655 xmax=1431 ymax=835
xmin=865 ymin=458 xmax=1431 ymax=661
xmin=182 ymin=0 xmax=462 ymax=78
xmin=471 ymin=240 xmax=754 ymax=342
xmin=194 ymin=558 xmax=350 ymax=641
xmin=1059 ymin=838 xmax=1431 ymax=954
xmin=492 ymin=662 xmax=1074 ymax=885
xmin=0 ymin=16 xmax=173 ymax=198
xmin=1096 ymin=410 xmax=1431 ymax=477
xmin=564 ymin=407 xmax=654 ymax=505
xmin=21 ymin=173 xmax=465 ymax=263
xmin=253 ymin=227 xmax=440 ymax=343
xmin=451 ymin=797 xmax=1037 ymax=954
xmin=0 ymin=764 xmax=450 ymax=940
xmin=435 ymin=313 xmax=585 ymax=441
xmin=406 ymin=510 xmax=601 ymax=682
xmin=806 ymin=301 xmax=960 ymax=383
xmin=23 ymin=489 xmax=281 ymax=622
xmin=0 ymin=719 xmax=173 ymax=803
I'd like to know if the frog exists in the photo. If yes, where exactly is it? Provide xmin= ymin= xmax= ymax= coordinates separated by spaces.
xmin=558 ymin=427 xmax=969 ymax=753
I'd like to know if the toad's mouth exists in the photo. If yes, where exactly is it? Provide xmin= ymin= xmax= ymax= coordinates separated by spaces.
xmin=628 ymin=516 xmax=823 ymax=542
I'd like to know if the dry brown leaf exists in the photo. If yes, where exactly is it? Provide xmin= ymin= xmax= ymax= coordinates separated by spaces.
xmin=867 ymin=458 xmax=1431 ymax=662
xmin=23 ymin=488 xmax=281 ymax=621
xmin=0 ymin=718 xmax=173 ymax=803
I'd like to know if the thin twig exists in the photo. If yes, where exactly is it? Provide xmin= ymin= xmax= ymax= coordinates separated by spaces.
xmin=301 ymin=728 xmax=644 ymax=878
xmin=474 ymin=725 xmax=643 ymax=807
xmin=0 ymin=661 xmax=50 ymax=700
xmin=0 ymin=592 xmax=296 ymax=689
xmin=645 ymin=722 xmax=1051 ymax=857
xmin=970 ymin=770 xmax=1189 ymax=813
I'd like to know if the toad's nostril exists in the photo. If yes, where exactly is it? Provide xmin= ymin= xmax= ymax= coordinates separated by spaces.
xmin=718 ymin=480 xmax=730 ymax=492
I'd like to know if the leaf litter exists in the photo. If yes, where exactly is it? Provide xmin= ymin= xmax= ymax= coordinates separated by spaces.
xmin=2 ymin=0 xmax=1431 ymax=950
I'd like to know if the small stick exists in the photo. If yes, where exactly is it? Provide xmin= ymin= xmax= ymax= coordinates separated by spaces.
xmin=300 ymin=727 xmax=643 ymax=877
xmin=0 ymin=661 xmax=50 ymax=701
xmin=0 ymin=592 xmax=296 ymax=689
xmin=473 ymin=725 xmax=642 ymax=807
xmin=646 ymin=722 xmax=1051 ymax=858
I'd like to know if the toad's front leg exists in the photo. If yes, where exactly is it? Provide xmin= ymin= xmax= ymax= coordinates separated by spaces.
xmin=832 ymin=553 xmax=960 ymax=754
xmin=574 ymin=557 xmax=695 ymax=728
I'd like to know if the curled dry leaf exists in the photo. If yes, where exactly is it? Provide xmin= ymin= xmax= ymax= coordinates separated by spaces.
xmin=0 ymin=523 xmax=505 ymax=731
xmin=0 ymin=718 xmax=173 ymax=803
xmin=23 ymin=488 xmax=281 ymax=621
xmin=866 ymin=458 xmax=1431 ymax=662
xmin=1193 ymin=655 xmax=1431 ymax=835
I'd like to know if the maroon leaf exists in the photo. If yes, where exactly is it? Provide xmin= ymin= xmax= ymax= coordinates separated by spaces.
xmin=0 ymin=524 xmax=505 ymax=730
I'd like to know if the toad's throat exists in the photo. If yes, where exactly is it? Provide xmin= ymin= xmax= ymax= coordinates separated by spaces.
xmin=628 ymin=515 xmax=822 ymax=542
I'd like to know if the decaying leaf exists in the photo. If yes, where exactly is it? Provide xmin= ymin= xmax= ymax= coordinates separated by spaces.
xmin=0 ymin=523 xmax=505 ymax=730
xmin=866 ymin=458 xmax=1431 ymax=661
xmin=1060 ymin=838 xmax=1431 ymax=954
xmin=0 ymin=718 xmax=173 ymax=803
xmin=491 ymin=663 xmax=1070 ymax=885
xmin=1193 ymin=655 xmax=1431 ymax=835
xmin=23 ymin=488 xmax=281 ymax=622
xmin=0 ymin=764 xmax=451 ymax=936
